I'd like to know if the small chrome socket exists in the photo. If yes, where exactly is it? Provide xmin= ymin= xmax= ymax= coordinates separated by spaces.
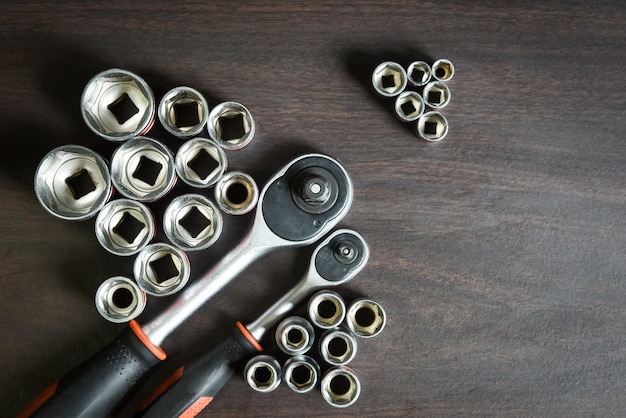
xmin=133 ymin=243 xmax=190 ymax=296
xmin=175 ymin=137 xmax=227 ymax=188
xmin=163 ymin=194 xmax=222 ymax=251
xmin=207 ymin=101 xmax=255 ymax=150
xmin=214 ymin=171 xmax=259 ymax=215
xmin=95 ymin=199 xmax=155 ymax=256
xmin=371 ymin=61 xmax=407 ymax=97
xmin=346 ymin=298 xmax=386 ymax=338
xmin=34 ymin=145 xmax=112 ymax=221
xmin=406 ymin=61 xmax=432 ymax=87
xmin=244 ymin=355 xmax=282 ymax=393
xmin=81 ymin=68 xmax=155 ymax=142
xmin=283 ymin=355 xmax=320 ymax=394
xmin=275 ymin=316 xmax=315 ymax=356
xmin=432 ymin=58 xmax=455 ymax=82
xmin=394 ymin=91 xmax=425 ymax=122
xmin=95 ymin=276 xmax=146 ymax=323
xmin=319 ymin=328 xmax=358 ymax=366
xmin=110 ymin=136 xmax=177 ymax=202
xmin=158 ymin=86 xmax=209 ymax=138
xmin=320 ymin=366 xmax=361 ymax=408
xmin=423 ymin=81 xmax=451 ymax=109
xmin=307 ymin=290 xmax=346 ymax=329
xmin=416 ymin=111 xmax=449 ymax=142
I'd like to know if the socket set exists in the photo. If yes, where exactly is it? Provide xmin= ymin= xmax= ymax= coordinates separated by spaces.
xmin=371 ymin=58 xmax=455 ymax=141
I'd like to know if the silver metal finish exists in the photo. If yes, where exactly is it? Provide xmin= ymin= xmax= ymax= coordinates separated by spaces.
xmin=275 ymin=316 xmax=315 ymax=355
xmin=406 ymin=61 xmax=432 ymax=86
xmin=163 ymin=194 xmax=222 ymax=251
xmin=423 ymin=81 xmax=451 ymax=109
xmin=110 ymin=136 xmax=176 ymax=201
xmin=34 ymin=145 xmax=112 ymax=221
xmin=81 ymin=68 xmax=155 ymax=142
xmin=244 ymin=355 xmax=281 ymax=393
xmin=432 ymin=58 xmax=455 ymax=81
xmin=319 ymin=328 xmax=358 ymax=366
xmin=133 ymin=243 xmax=190 ymax=296
xmin=95 ymin=276 xmax=146 ymax=323
xmin=394 ymin=91 xmax=425 ymax=122
xmin=158 ymin=86 xmax=209 ymax=138
xmin=207 ymin=101 xmax=255 ymax=150
xmin=175 ymin=137 xmax=227 ymax=188
xmin=320 ymin=366 xmax=361 ymax=408
xmin=371 ymin=61 xmax=407 ymax=97
xmin=416 ymin=111 xmax=449 ymax=142
xmin=95 ymin=199 xmax=155 ymax=256
xmin=283 ymin=355 xmax=319 ymax=394
xmin=346 ymin=298 xmax=386 ymax=338
xmin=214 ymin=171 xmax=259 ymax=215
xmin=307 ymin=290 xmax=346 ymax=329
xmin=142 ymin=154 xmax=353 ymax=346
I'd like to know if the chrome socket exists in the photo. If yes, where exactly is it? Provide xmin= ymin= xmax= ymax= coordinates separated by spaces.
xmin=346 ymin=298 xmax=386 ymax=338
xmin=95 ymin=199 xmax=155 ymax=256
xmin=34 ymin=145 xmax=112 ymax=221
xmin=432 ymin=58 xmax=455 ymax=82
xmin=214 ymin=171 xmax=259 ymax=215
xmin=158 ymin=86 xmax=209 ymax=138
xmin=394 ymin=90 xmax=425 ymax=122
xmin=283 ymin=355 xmax=320 ymax=394
xmin=406 ymin=61 xmax=432 ymax=87
xmin=81 ymin=68 xmax=155 ymax=142
xmin=319 ymin=328 xmax=358 ymax=366
xmin=416 ymin=111 xmax=449 ymax=142
xmin=275 ymin=316 xmax=315 ymax=355
xmin=110 ymin=136 xmax=176 ymax=201
xmin=95 ymin=276 xmax=146 ymax=323
xmin=307 ymin=290 xmax=346 ymax=329
xmin=133 ymin=243 xmax=190 ymax=296
xmin=163 ymin=194 xmax=222 ymax=251
xmin=207 ymin=101 xmax=255 ymax=150
xmin=244 ymin=355 xmax=282 ymax=393
xmin=423 ymin=81 xmax=451 ymax=109
xmin=174 ymin=137 xmax=227 ymax=188
xmin=320 ymin=366 xmax=361 ymax=408
xmin=371 ymin=61 xmax=407 ymax=97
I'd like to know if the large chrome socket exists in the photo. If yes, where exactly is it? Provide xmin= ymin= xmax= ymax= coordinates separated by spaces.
xmin=81 ymin=68 xmax=155 ymax=142
xmin=320 ymin=366 xmax=361 ymax=408
xmin=371 ymin=61 xmax=407 ymax=97
xmin=244 ymin=355 xmax=281 ymax=393
xmin=207 ymin=101 xmax=255 ymax=150
xmin=346 ymin=298 xmax=386 ymax=338
xmin=423 ymin=81 xmax=451 ymax=109
xmin=275 ymin=316 xmax=315 ymax=355
xmin=34 ymin=145 xmax=112 ymax=221
xmin=394 ymin=91 xmax=425 ymax=122
xmin=175 ymin=137 xmax=227 ymax=188
xmin=432 ymin=58 xmax=455 ymax=82
xmin=406 ymin=61 xmax=432 ymax=87
xmin=214 ymin=171 xmax=259 ymax=215
xmin=95 ymin=199 xmax=155 ymax=256
xmin=133 ymin=243 xmax=190 ymax=296
xmin=307 ymin=290 xmax=346 ymax=329
xmin=158 ymin=86 xmax=209 ymax=138
xmin=319 ymin=328 xmax=358 ymax=366
xmin=95 ymin=276 xmax=146 ymax=323
xmin=163 ymin=194 xmax=222 ymax=251
xmin=283 ymin=355 xmax=320 ymax=394
xmin=416 ymin=111 xmax=449 ymax=142
xmin=110 ymin=136 xmax=176 ymax=201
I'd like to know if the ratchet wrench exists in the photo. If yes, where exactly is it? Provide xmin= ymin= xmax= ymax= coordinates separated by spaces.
xmin=21 ymin=153 xmax=353 ymax=418
xmin=137 ymin=229 xmax=369 ymax=417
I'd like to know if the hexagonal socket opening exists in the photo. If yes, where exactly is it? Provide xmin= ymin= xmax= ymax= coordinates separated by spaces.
xmin=372 ymin=61 xmax=407 ymax=97
xmin=417 ymin=112 xmax=449 ymax=142
xmin=423 ymin=81 xmax=450 ymax=109
xmin=432 ymin=59 xmax=455 ymax=81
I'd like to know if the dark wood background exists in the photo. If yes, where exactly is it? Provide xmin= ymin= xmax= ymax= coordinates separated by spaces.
xmin=1 ymin=1 xmax=624 ymax=417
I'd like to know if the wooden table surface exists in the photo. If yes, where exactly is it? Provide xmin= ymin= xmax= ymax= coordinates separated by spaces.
xmin=1 ymin=1 xmax=624 ymax=417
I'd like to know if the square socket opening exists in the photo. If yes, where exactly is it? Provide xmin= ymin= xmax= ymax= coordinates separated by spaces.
xmin=424 ymin=121 xmax=439 ymax=135
xmin=149 ymin=253 xmax=180 ymax=284
xmin=187 ymin=148 xmax=219 ymax=180
xmin=401 ymin=100 xmax=417 ymax=116
xmin=411 ymin=69 xmax=425 ymax=83
xmin=218 ymin=113 xmax=246 ymax=140
xmin=428 ymin=90 xmax=442 ymax=105
xmin=178 ymin=206 xmax=212 ymax=238
xmin=173 ymin=101 xmax=201 ymax=128
xmin=381 ymin=74 xmax=396 ymax=89
xmin=112 ymin=211 xmax=146 ymax=244
xmin=107 ymin=93 xmax=139 ymax=125
xmin=65 ymin=169 xmax=97 ymax=199
xmin=132 ymin=156 xmax=162 ymax=186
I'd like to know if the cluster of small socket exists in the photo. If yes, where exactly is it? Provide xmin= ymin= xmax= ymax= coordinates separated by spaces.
xmin=33 ymin=68 xmax=260 ymax=323
xmin=372 ymin=59 xmax=455 ymax=142
xmin=243 ymin=290 xmax=386 ymax=408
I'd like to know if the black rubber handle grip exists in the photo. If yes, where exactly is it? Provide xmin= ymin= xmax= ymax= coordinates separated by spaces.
xmin=19 ymin=321 xmax=166 ymax=418
xmin=137 ymin=322 xmax=261 ymax=418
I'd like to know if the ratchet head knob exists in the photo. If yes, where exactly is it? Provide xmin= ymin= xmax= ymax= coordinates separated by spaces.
xmin=292 ymin=167 xmax=339 ymax=214
xmin=300 ymin=175 xmax=331 ymax=205
xmin=334 ymin=240 xmax=359 ymax=264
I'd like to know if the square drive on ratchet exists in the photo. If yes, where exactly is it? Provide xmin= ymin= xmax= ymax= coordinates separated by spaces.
xmin=21 ymin=153 xmax=354 ymax=418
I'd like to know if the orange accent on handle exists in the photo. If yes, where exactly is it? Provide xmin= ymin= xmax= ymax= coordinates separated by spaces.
xmin=235 ymin=321 xmax=263 ymax=352
xmin=137 ymin=366 xmax=185 ymax=412
xmin=180 ymin=397 xmax=213 ymax=418
xmin=129 ymin=320 xmax=167 ymax=361
xmin=16 ymin=381 xmax=58 ymax=418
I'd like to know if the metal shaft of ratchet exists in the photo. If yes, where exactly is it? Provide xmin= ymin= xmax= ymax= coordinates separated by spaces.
xmin=137 ymin=229 xmax=369 ymax=417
